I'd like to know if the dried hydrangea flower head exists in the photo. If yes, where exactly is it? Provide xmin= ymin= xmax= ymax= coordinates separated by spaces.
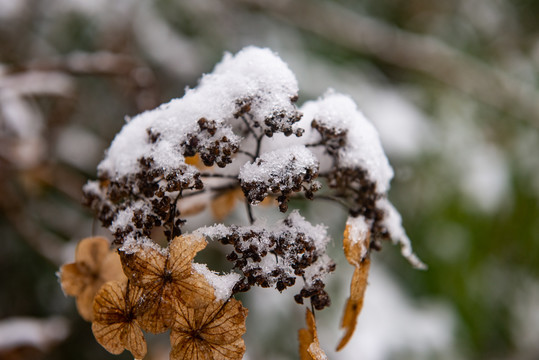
xmin=59 ymin=236 xmax=125 ymax=321
xmin=58 ymin=46 xmax=425 ymax=359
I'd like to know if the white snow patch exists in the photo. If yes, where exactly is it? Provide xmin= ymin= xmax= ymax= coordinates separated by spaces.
xmin=239 ymin=145 xmax=317 ymax=184
xmin=301 ymin=91 xmax=394 ymax=192
xmin=191 ymin=263 xmax=240 ymax=301
xmin=119 ymin=234 xmax=167 ymax=256
xmin=97 ymin=46 xmax=298 ymax=179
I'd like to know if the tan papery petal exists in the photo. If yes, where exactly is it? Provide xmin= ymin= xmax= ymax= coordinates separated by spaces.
xmin=170 ymin=298 xmax=247 ymax=360
xmin=336 ymin=258 xmax=371 ymax=351
xmin=75 ymin=237 xmax=110 ymax=273
xmin=59 ymin=263 xmax=85 ymax=297
xmin=92 ymin=280 xmax=147 ymax=359
xmin=299 ymin=309 xmax=327 ymax=360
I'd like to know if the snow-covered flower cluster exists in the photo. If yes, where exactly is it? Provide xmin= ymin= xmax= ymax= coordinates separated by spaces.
xmin=61 ymin=46 xmax=424 ymax=359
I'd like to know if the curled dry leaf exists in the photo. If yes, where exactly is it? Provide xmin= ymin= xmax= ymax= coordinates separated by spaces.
xmin=342 ymin=217 xmax=370 ymax=266
xmin=298 ymin=309 xmax=328 ymax=360
xmin=336 ymin=258 xmax=371 ymax=351
xmin=337 ymin=218 xmax=372 ymax=351
xmin=119 ymin=234 xmax=215 ymax=333
xmin=169 ymin=297 xmax=248 ymax=360
xmin=59 ymin=236 xmax=125 ymax=321
xmin=92 ymin=280 xmax=147 ymax=359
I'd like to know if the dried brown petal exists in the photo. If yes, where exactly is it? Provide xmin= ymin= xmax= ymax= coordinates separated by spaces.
xmin=101 ymin=251 xmax=125 ymax=283
xmin=336 ymin=258 xmax=371 ymax=351
xmin=170 ymin=298 xmax=248 ymax=360
xmin=76 ymin=236 xmax=110 ymax=272
xmin=92 ymin=280 xmax=147 ymax=359
xmin=299 ymin=309 xmax=328 ymax=360
xmin=120 ymin=242 xmax=167 ymax=288
xmin=168 ymin=235 xmax=216 ymax=307
xmin=119 ymin=235 xmax=215 ymax=333
xmin=119 ymin=244 xmax=170 ymax=333
xmin=59 ymin=237 xmax=125 ymax=321
xmin=60 ymin=263 xmax=86 ymax=297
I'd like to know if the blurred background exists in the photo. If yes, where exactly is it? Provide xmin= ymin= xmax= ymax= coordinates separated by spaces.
xmin=1 ymin=0 xmax=539 ymax=359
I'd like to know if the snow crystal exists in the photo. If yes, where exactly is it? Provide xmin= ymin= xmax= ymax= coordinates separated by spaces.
xmin=377 ymin=198 xmax=426 ymax=269
xmin=191 ymin=263 xmax=241 ymax=301
xmin=301 ymin=91 xmax=394 ymax=192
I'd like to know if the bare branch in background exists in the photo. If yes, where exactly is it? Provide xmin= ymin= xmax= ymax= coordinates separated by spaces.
xmin=234 ymin=0 xmax=539 ymax=126
xmin=22 ymin=51 xmax=160 ymax=112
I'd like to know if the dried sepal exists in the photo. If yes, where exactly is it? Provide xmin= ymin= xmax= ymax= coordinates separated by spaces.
xmin=119 ymin=235 xmax=215 ymax=333
xmin=336 ymin=258 xmax=371 ymax=351
xmin=299 ymin=309 xmax=328 ymax=360
xmin=170 ymin=297 xmax=248 ymax=360
xmin=168 ymin=234 xmax=216 ymax=305
xmin=92 ymin=280 xmax=147 ymax=359
xmin=59 ymin=236 xmax=125 ymax=321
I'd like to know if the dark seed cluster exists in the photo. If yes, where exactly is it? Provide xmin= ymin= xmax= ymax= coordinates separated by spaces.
xmin=327 ymin=168 xmax=390 ymax=253
xmin=83 ymin=157 xmax=203 ymax=244
xmin=234 ymin=97 xmax=304 ymax=137
xmin=205 ymin=213 xmax=335 ymax=310
xmin=311 ymin=119 xmax=348 ymax=157
xmin=263 ymin=109 xmax=304 ymax=137
xmin=311 ymin=118 xmax=391 ymax=252
xmin=182 ymin=118 xmax=239 ymax=168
